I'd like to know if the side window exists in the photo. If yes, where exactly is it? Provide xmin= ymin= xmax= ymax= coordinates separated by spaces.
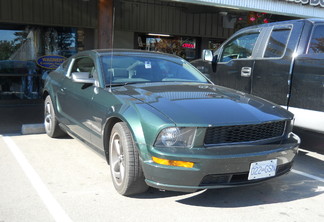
xmin=264 ymin=29 xmax=291 ymax=58
xmin=71 ymin=57 xmax=96 ymax=78
xmin=219 ymin=32 xmax=259 ymax=62
xmin=62 ymin=58 xmax=71 ymax=72
xmin=308 ymin=25 xmax=324 ymax=54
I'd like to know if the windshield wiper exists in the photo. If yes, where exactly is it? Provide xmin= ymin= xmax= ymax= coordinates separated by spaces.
xmin=106 ymin=81 xmax=149 ymax=87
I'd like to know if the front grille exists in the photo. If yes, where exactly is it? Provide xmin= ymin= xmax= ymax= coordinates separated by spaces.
xmin=204 ymin=121 xmax=286 ymax=145
xmin=199 ymin=162 xmax=293 ymax=186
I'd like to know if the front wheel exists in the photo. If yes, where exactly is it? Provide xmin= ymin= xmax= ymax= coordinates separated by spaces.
xmin=44 ymin=95 xmax=66 ymax=138
xmin=109 ymin=122 xmax=148 ymax=196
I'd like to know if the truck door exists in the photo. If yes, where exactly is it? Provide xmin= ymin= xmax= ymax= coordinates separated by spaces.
xmin=251 ymin=22 xmax=304 ymax=106
xmin=289 ymin=23 xmax=324 ymax=132
xmin=214 ymin=30 xmax=261 ymax=93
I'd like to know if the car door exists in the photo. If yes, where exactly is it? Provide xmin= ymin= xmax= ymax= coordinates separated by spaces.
xmin=213 ymin=29 xmax=262 ymax=93
xmin=57 ymin=56 xmax=97 ymax=142
xmin=251 ymin=21 xmax=304 ymax=106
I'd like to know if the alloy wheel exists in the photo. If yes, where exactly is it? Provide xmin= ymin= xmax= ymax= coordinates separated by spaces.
xmin=44 ymin=102 xmax=52 ymax=133
xmin=110 ymin=132 xmax=125 ymax=186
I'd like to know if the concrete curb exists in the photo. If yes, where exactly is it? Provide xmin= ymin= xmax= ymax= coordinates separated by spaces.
xmin=22 ymin=123 xmax=46 ymax=135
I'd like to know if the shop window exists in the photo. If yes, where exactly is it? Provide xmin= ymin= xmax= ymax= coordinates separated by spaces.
xmin=143 ymin=35 xmax=197 ymax=61
xmin=44 ymin=28 xmax=77 ymax=58
xmin=220 ymin=32 xmax=259 ymax=62
xmin=264 ymin=29 xmax=291 ymax=58
xmin=0 ymin=29 xmax=36 ymax=100
xmin=308 ymin=25 xmax=324 ymax=54
xmin=0 ymin=27 xmax=78 ymax=101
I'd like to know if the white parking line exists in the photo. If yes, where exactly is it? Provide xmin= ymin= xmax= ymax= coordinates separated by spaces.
xmin=291 ymin=169 xmax=324 ymax=183
xmin=3 ymin=136 xmax=73 ymax=222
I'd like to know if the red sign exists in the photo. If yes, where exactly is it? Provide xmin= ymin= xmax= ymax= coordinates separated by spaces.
xmin=182 ymin=43 xmax=195 ymax=49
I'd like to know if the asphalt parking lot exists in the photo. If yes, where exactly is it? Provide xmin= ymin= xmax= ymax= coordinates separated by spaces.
xmin=1 ymin=130 xmax=324 ymax=222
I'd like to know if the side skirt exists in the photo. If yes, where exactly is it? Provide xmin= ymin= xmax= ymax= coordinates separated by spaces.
xmin=58 ymin=123 xmax=106 ymax=158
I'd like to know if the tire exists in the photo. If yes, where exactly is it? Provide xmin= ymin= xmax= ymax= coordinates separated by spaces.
xmin=109 ymin=122 xmax=148 ymax=196
xmin=44 ymin=95 xmax=66 ymax=138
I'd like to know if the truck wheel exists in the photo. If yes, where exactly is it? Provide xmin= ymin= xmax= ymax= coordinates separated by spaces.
xmin=44 ymin=95 xmax=66 ymax=138
xmin=109 ymin=122 xmax=148 ymax=196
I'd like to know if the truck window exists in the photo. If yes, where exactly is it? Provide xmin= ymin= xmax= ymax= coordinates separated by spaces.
xmin=308 ymin=25 xmax=324 ymax=54
xmin=264 ymin=29 xmax=291 ymax=58
xmin=219 ymin=33 xmax=259 ymax=62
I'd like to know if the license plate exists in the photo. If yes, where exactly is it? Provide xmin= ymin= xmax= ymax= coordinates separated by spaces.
xmin=248 ymin=159 xmax=277 ymax=180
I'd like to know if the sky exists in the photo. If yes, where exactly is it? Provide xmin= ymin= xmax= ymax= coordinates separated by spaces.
xmin=0 ymin=30 xmax=21 ymax=41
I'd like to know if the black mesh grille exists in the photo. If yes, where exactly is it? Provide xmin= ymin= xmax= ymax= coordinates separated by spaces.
xmin=204 ymin=121 xmax=286 ymax=145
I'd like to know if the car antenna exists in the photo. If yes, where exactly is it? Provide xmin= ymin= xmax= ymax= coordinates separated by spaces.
xmin=109 ymin=5 xmax=116 ymax=92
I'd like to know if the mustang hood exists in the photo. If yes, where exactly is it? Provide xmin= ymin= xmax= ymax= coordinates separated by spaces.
xmin=115 ymin=83 xmax=292 ymax=126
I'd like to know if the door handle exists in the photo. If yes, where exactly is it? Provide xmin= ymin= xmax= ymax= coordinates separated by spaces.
xmin=241 ymin=67 xmax=252 ymax=77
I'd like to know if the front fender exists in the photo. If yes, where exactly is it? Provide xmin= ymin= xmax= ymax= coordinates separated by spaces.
xmin=43 ymin=72 xmax=65 ymax=120
xmin=104 ymin=102 xmax=174 ymax=161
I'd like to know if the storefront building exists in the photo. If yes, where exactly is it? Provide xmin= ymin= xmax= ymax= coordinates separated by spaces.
xmin=113 ymin=0 xmax=324 ymax=58
xmin=0 ymin=0 xmax=323 ymax=103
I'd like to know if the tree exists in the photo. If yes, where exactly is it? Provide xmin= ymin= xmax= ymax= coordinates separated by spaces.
xmin=13 ymin=31 xmax=28 ymax=48
xmin=235 ymin=12 xmax=272 ymax=30
xmin=0 ymin=40 xmax=15 ymax=60
xmin=0 ymin=31 xmax=28 ymax=60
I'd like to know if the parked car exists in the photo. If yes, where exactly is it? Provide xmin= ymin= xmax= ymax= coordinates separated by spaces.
xmin=191 ymin=18 xmax=324 ymax=134
xmin=43 ymin=49 xmax=299 ymax=196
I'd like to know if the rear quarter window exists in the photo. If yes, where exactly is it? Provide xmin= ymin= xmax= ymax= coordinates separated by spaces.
xmin=308 ymin=25 xmax=324 ymax=54
xmin=264 ymin=29 xmax=291 ymax=58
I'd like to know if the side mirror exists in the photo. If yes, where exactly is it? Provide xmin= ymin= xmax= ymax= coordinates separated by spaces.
xmin=202 ymin=50 xmax=213 ymax=62
xmin=212 ymin=55 xmax=218 ymax=73
xmin=71 ymin=72 xmax=95 ymax=84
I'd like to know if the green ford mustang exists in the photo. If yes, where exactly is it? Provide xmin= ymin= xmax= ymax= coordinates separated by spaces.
xmin=43 ymin=49 xmax=300 ymax=196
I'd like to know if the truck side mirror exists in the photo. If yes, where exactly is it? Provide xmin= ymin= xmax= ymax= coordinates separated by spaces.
xmin=212 ymin=55 xmax=218 ymax=73
xmin=202 ymin=50 xmax=213 ymax=62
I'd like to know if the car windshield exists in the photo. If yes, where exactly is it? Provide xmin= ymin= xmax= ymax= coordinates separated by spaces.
xmin=100 ymin=55 xmax=208 ymax=86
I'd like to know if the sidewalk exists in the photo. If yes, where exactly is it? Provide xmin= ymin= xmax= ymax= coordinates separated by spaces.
xmin=0 ymin=100 xmax=43 ymax=134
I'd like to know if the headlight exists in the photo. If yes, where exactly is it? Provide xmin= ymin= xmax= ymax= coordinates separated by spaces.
xmin=154 ymin=127 xmax=196 ymax=148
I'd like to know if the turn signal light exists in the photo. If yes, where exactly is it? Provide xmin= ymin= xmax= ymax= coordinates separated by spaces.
xmin=152 ymin=156 xmax=194 ymax=168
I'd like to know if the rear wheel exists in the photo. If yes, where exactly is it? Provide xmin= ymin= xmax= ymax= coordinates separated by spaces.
xmin=44 ymin=95 xmax=66 ymax=138
xmin=109 ymin=122 xmax=148 ymax=196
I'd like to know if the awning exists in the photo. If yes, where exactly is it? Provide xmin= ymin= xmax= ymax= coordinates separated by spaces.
xmin=169 ymin=0 xmax=324 ymax=19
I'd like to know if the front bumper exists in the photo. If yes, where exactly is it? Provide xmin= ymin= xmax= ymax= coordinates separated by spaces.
xmin=141 ymin=133 xmax=300 ymax=192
